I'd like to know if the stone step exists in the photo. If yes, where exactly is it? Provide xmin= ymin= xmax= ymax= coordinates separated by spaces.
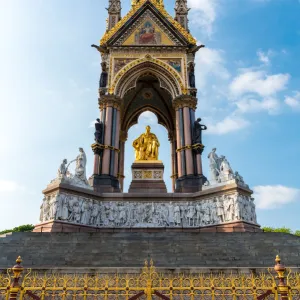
xmin=1 ymin=232 xmax=300 ymax=269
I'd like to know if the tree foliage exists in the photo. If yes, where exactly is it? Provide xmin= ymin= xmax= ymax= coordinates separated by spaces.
xmin=262 ymin=227 xmax=295 ymax=234
xmin=0 ymin=224 xmax=34 ymax=235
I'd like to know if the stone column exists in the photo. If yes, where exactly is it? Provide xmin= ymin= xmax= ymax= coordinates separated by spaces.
xmin=113 ymin=108 xmax=121 ymax=177
xmin=118 ymin=130 xmax=127 ymax=192
xmin=173 ymin=95 xmax=203 ymax=193
xmin=175 ymin=109 xmax=183 ymax=178
xmin=102 ymin=106 xmax=113 ymax=175
xmin=183 ymin=106 xmax=193 ymax=175
xmin=170 ymin=138 xmax=177 ymax=193
xmin=89 ymin=95 xmax=121 ymax=193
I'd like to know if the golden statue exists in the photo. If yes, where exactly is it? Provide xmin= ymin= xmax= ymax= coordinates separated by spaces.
xmin=133 ymin=126 xmax=160 ymax=161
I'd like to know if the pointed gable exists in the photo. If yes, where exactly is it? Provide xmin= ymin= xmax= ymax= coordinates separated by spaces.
xmin=100 ymin=0 xmax=196 ymax=46
xmin=122 ymin=12 xmax=177 ymax=46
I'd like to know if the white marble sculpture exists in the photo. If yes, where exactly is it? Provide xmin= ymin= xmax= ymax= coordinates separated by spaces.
xmin=207 ymin=148 xmax=248 ymax=187
xmin=50 ymin=148 xmax=92 ymax=190
xmin=39 ymin=191 xmax=258 ymax=228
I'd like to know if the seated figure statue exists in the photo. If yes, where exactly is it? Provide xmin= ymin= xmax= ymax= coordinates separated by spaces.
xmin=132 ymin=125 xmax=160 ymax=160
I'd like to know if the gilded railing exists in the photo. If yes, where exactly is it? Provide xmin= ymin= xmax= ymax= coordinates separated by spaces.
xmin=0 ymin=256 xmax=299 ymax=300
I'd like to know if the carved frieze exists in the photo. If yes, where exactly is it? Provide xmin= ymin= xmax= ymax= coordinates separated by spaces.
xmin=39 ymin=191 xmax=258 ymax=228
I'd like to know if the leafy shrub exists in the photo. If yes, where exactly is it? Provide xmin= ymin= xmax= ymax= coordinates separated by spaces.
xmin=262 ymin=227 xmax=293 ymax=234
xmin=0 ymin=224 xmax=34 ymax=235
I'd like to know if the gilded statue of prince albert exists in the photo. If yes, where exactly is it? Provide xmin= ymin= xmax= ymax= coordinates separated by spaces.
xmin=133 ymin=125 xmax=160 ymax=161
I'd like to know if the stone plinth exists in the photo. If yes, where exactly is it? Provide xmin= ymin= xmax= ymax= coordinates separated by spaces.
xmin=128 ymin=161 xmax=167 ymax=193
xmin=36 ymin=180 xmax=260 ymax=233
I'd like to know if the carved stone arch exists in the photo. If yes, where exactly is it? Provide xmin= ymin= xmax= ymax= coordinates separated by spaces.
xmin=113 ymin=58 xmax=184 ymax=99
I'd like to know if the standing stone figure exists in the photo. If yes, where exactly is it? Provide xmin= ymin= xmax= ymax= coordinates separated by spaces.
xmin=187 ymin=203 xmax=196 ymax=226
xmin=55 ymin=194 xmax=64 ymax=220
xmin=99 ymin=62 xmax=108 ymax=88
xmin=57 ymin=159 xmax=68 ymax=178
xmin=168 ymin=202 xmax=175 ymax=226
xmin=234 ymin=195 xmax=243 ymax=221
xmin=40 ymin=198 xmax=47 ymax=222
xmin=216 ymin=198 xmax=225 ymax=223
xmin=234 ymin=171 xmax=245 ymax=184
xmin=219 ymin=156 xmax=234 ymax=182
xmin=224 ymin=196 xmax=234 ymax=222
xmin=69 ymin=201 xmax=81 ymax=223
xmin=75 ymin=148 xmax=88 ymax=184
xmin=94 ymin=118 xmax=104 ymax=144
xmin=192 ymin=118 xmax=207 ymax=145
xmin=196 ymin=204 xmax=202 ymax=226
xmin=61 ymin=197 xmax=69 ymax=221
xmin=188 ymin=62 xmax=196 ymax=88
xmin=208 ymin=148 xmax=220 ymax=183
xmin=174 ymin=205 xmax=181 ymax=226
xmin=119 ymin=204 xmax=127 ymax=225
xmin=50 ymin=195 xmax=59 ymax=220
xmin=90 ymin=203 xmax=100 ymax=225
xmin=250 ymin=198 xmax=257 ymax=223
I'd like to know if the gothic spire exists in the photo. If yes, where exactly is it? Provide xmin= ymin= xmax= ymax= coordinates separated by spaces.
xmin=174 ymin=0 xmax=189 ymax=31
xmin=107 ymin=0 xmax=121 ymax=30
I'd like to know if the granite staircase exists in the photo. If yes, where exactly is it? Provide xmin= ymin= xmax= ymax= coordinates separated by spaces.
xmin=0 ymin=232 xmax=300 ymax=271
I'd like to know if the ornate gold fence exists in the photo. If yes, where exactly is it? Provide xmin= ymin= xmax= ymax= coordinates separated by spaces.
xmin=0 ymin=256 xmax=299 ymax=300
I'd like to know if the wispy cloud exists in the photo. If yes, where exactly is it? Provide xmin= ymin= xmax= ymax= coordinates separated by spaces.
xmin=284 ymin=92 xmax=300 ymax=111
xmin=257 ymin=49 xmax=273 ymax=65
xmin=188 ymin=0 xmax=218 ymax=37
xmin=254 ymin=185 xmax=300 ymax=209
xmin=207 ymin=116 xmax=250 ymax=135
xmin=230 ymin=70 xmax=290 ymax=97
xmin=235 ymin=96 xmax=280 ymax=115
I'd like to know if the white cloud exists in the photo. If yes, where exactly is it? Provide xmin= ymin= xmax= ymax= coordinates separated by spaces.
xmin=257 ymin=49 xmax=273 ymax=65
xmin=230 ymin=70 xmax=290 ymax=97
xmin=254 ymin=185 xmax=300 ymax=209
xmin=0 ymin=180 xmax=19 ymax=193
xmin=138 ymin=111 xmax=158 ymax=125
xmin=195 ymin=48 xmax=230 ymax=89
xmin=207 ymin=116 xmax=250 ymax=135
xmin=284 ymin=92 xmax=300 ymax=110
xmin=235 ymin=97 xmax=280 ymax=115
xmin=188 ymin=0 xmax=217 ymax=36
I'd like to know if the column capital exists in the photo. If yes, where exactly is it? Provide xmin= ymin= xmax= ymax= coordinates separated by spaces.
xmin=98 ymin=95 xmax=122 ymax=110
xmin=172 ymin=95 xmax=197 ymax=110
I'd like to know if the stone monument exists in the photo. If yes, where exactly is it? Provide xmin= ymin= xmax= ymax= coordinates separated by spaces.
xmin=32 ymin=0 xmax=260 ymax=234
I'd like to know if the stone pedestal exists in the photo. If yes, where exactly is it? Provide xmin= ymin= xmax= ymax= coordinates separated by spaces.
xmin=175 ymin=174 xmax=207 ymax=193
xmin=89 ymin=174 xmax=120 ymax=193
xmin=128 ymin=161 xmax=167 ymax=193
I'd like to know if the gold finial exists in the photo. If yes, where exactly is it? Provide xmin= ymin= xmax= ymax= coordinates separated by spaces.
xmin=12 ymin=256 xmax=24 ymax=279
xmin=275 ymin=255 xmax=281 ymax=264
xmin=132 ymin=125 xmax=160 ymax=161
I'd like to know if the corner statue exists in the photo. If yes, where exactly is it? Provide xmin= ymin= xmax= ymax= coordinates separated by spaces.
xmin=133 ymin=125 xmax=160 ymax=160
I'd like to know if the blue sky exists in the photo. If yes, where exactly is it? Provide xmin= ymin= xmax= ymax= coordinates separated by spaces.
xmin=0 ymin=0 xmax=299 ymax=231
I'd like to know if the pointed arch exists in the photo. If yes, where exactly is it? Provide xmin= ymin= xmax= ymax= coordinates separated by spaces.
xmin=111 ymin=56 xmax=186 ymax=98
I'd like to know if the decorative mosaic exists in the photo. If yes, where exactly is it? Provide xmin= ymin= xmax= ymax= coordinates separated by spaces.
xmin=159 ymin=58 xmax=182 ymax=73
xmin=117 ymin=11 xmax=181 ymax=46
xmin=114 ymin=58 xmax=135 ymax=74
xmin=132 ymin=169 xmax=163 ymax=180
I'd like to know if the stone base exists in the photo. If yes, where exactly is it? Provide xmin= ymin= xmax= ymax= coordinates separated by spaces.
xmin=89 ymin=174 xmax=120 ymax=193
xmin=128 ymin=161 xmax=167 ymax=193
xmin=175 ymin=175 xmax=207 ymax=193
xmin=34 ymin=220 xmax=261 ymax=233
